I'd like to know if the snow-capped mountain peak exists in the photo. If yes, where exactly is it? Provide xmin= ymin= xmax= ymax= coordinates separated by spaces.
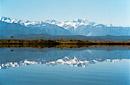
xmin=0 ymin=17 xmax=122 ymax=29
xmin=0 ymin=17 xmax=45 ymax=27
xmin=45 ymin=18 xmax=96 ymax=29
xmin=45 ymin=20 xmax=57 ymax=24
xmin=0 ymin=17 xmax=24 ymax=24
xmin=1 ymin=17 xmax=130 ymax=36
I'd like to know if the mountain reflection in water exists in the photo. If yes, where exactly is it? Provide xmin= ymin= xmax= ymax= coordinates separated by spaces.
xmin=0 ymin=47 xmax=130 ymax=69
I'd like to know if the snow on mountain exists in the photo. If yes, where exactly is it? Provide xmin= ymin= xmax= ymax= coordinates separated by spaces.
xmin=0 ymin=17 xmax=44 ymax=27
xmin=0 ymin=17 xmax=126 ymax=28
xmin=0 ymin=17 xmax=12 ymax=23
xmin=45 ymin=18 xmax=96 ymax=29
xmin=0 ymin=17 xmax=124 ymax=29
xmin=0 ymin=17 xmax=72 ymax=36
xmin=0 ymin=17 xmax=95 ymax=29
xmin=0 ymin=17 xmax=130 ymax=36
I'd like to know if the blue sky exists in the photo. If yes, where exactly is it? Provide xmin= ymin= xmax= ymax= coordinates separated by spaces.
xmin=0 ymin=0 xmax=130 ymax=26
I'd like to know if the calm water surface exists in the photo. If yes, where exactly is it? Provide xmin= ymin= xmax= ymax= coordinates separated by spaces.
xmin=0 ymin=47 xmax=130 ymax=85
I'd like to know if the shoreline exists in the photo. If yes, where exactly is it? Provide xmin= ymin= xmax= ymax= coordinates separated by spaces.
xmin=0 ymin=39 xmax=130 ymax=48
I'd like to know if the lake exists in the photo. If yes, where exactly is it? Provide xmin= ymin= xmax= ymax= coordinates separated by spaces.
xmin=0 ymin=47 xmax=130 ymax=85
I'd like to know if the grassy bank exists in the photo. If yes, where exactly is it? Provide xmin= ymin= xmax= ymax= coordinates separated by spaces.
xmin=0 ymin=39 xmax=130 ymax=48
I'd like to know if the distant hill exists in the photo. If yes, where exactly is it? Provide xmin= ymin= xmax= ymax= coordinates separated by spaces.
xmin=11 ymin=34 xmax=130 ymax=41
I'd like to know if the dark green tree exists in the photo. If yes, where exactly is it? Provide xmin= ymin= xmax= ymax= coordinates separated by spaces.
xmin=10 ymin=36 xmax=14 ymax=40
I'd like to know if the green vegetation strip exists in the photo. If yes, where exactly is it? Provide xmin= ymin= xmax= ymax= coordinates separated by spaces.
xmin=0 ymin=40 xmax=130 ymax=48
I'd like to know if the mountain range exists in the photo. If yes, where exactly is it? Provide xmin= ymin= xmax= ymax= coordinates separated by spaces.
xmin=0 ymin=17 xmax=130 ymax=37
